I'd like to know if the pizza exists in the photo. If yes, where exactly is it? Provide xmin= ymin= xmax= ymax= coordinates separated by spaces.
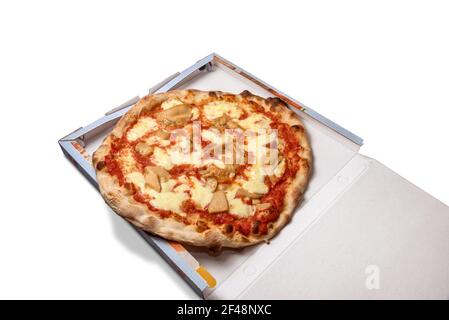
xmin=93 ymin=90 xmax=311 ymax=249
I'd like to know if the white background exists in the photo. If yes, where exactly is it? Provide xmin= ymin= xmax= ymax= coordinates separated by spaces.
xmin=0 ymin=0 xmax=448 ymax=299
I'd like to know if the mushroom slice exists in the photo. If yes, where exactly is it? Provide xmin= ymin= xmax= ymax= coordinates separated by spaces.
xmin=144 ymin=167 xmax=161 ymax=192
xmin=206 ymin=178 xmax=218 ymax=191
xmin=135 ymin=142 xmax=154 ymax=156
xmin=155 ymin=130 xmax=171 ymax=140
xmin=146 ymin=166 xmax=170 ymax=182
xmin=226 ymin=120 xmax=241 ymax=129
xmin=156 ymin=104 xmax=191 ymax=125
xmin=208 ymin=191 xmax=229 ymax=213
xmin=235 ymin=188 xmax=263 ymax=199
xmin=202 ymin=164 xmax=236 ymax=183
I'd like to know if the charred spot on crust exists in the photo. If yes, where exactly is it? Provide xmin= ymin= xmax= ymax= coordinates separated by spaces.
xmin=291 ymin=124 xmax=305 ymax=133
xmin=300 ymin=158 xmax=310 ymax=170
xmin=240 ymin=90 xmax=252 ymax=98
xmin=270 ymin=105 xmax=283 ymax=112
xmin=267 ymin=97 xmax=288 ymax=109
xmin=196 ymin=220 xmax=209 ymax=233
xmin=208 ymin=244 xmax=222 ymax=255
xmin=208 ymin=91 xmax=218 ymax=98
xmin=96 ymin=161 xmax=106 ymax=171
xmin=224 ymin=224 xmax=234 ymax=234
xmin=252 ymin=220 xmax=260 ymax=234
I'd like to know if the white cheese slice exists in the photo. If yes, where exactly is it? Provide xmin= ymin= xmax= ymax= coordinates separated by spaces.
xmin=127 ymin=117 xmax=158 ymax=141
xmin=203 ymin=101 xmax=242 ymax=120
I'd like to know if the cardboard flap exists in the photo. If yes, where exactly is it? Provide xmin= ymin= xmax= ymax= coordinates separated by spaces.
xmin=211 ymin=155 xmax=449 ymax=299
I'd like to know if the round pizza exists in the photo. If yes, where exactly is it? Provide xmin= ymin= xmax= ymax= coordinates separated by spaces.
xmin=93 ymin=90 xmax=311 ymax=249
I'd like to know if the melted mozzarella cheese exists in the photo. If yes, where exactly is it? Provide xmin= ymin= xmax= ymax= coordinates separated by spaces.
xmin=160 ymin=179 xmax=177 ymax=192
xmin=167 ymin=135 xmax=192 ymax=165
xmin=151 ymin=147 xmax=173 ymax=170
xmin=224 ymin=184 xmax=254 ymax=218
xmin=201 ymin=158 xmax=225 ymax=169
xmin=124 ymin=171 xmax=188 ymax=214
xmin=224 ymin=184 xmax=239 ymax=202
xmin=190 ymin=177 xmax=214 ymax=209
xmin=161 ymin=99 xmax=183 ymax=110
xmin=119 ymin=149 xmax=137 ymax=173
xmin=127 ymin=117 xmax=158 ymax=141
xmin=245 ymin=129 xmax=279 ymax=167
xmin=274 ymin=158 xmax=286 ymax=177
xmin=148 ymin=190 xmax=187 ymax=214
xmin=197 ymin=129 xmax=225 ymax=168
xmin=174 ymin=184 xmax=190 ymax=193
xmin=202 ymin=128 xmax=223 ymax=145
xmin=203 ymin=101 xmax=242 ymax=120
xmin=125 ymin=172 xmax=145 ymax=190
xmin=241 ymin=164 xmax=269 ymax=194
xmin=229 ymin=198 xmax=253 ymax=218
xmin=238 ymin=113 xmax=271 ymax=129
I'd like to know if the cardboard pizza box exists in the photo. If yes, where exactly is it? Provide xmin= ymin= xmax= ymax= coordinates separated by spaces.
xmin=59 ymin=53 xmax=449 ymax=299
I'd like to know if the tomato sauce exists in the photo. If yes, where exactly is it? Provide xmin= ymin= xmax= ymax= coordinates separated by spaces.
xmin=169 ymin=164 xmax=201 ymax=179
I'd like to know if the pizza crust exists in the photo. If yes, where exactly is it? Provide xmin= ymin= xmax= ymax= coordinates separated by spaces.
xmin=93 ymin=90 xmax=312 ymax=249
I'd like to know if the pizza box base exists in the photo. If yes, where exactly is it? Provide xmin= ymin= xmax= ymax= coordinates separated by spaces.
xmin=60 ymin=54 xmax=449 ymax=299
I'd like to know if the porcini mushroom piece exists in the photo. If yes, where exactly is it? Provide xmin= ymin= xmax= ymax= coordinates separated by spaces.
xmin=208 ymin=191 xmax=229 ymax=213
xmin=217 ymin=184 xmax=226 ymax=191
xmin=203 ymin=164 xmax=236 ymax=183
xmin=156 ymin=104 xmax=191 ymax=125
xmin=235 ymin=188 xmax=263 ymax=199
xmin=226 ymin=120 xmax=241 ymax=129
xmin=146 ymin=166 xmax=170 ymax=182
xmin=206 ymin=178 xmax=218 ymax=191
xmin=155 ymin=130 xmax=171 ymax=140
xmin=144 ymin=167 xmax=161 ymax=192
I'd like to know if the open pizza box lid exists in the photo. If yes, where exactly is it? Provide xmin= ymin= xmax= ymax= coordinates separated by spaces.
xmin=59 ymin=54 xmax=449 ymax=299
